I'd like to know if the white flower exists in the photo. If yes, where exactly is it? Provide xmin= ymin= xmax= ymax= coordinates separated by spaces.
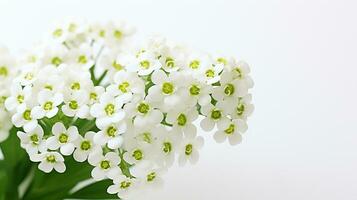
xmin=17 ymin=125 xmax=45 ymax=155
xmin=107 ymin=174 xmax=138 ymax=200
xmin=12 ymin=104 xmax=38 ymax=132
xmin=128 ymin=51 xmax=162 ymax=76
xmin=68 ymin=43 xmax=95 ymax=70
xmin=200 ymin=63 xmax=224 ymax=84
xmin=227 ymin=94 xmax=254 ymax=120
xmin=106 ymin=71 xmax=145 ymax=101
xmin=32 ymin=90 xmax=63 ymax=119
xmin=147 ymin=70 xmax=185 ymax=111
xmin=212 ymin=71 xmax=248 ymax=104
xmin=178 ymin=132 xmax=204 ymax=166
xmin=0 ymin=109 xmax=12 ymax=142
xmin=131 ymin=163 xmax=166 ymax=189
xmin=214 ymin=118 xmax=247 ymax=145
xmin=95 ymin=122 xmax=126 ymax=149
xmin=200 ymin=103 xmax=228 ymax=132
xmin=32 ymin=151 xmax=66 ymax=173
xmin=87 ymin=85 xmax=105 ymax=105
xmin=124 ymin=98 xmax=163 ymax=127
xmin=182 ymin=76 xmax=212 ymax=107
xmin=153 ymin=130 xmax=180 ymax=167
xmin=90 ymin=93 xmax=126 ymax=127
xmin=123 ymin=144 xmax=150 ymax=165
xmin=159 ymin=46 xmax=185 ymax=72
xmin=73 ymin=131 xmax=101 ymax=162
xmin=166 ymin=108 xmax=198 ymax=136
xmin=46 ymin=122 xmax=79 ymax=155
xmin=229 ymin=60 xmax=254 ymax=89
xmin=62 ymin=91 xmax=89 ymax=119
xmin=4 ymin=84 xmax=32 ymax=112
xmin=88 ymin=151 xmax=121 ymax=181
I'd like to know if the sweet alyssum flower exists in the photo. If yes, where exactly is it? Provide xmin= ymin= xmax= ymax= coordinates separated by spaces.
xmin=1 ymin=20 xmax=254 ymax=199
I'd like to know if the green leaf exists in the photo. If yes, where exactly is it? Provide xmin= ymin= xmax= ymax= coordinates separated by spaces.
xmin=0 ymin=170 xmax=7 ymax=200
xmin=0 ymin=127 xmax=27 ymax=168
xmin=68 ymin=179 xmax=117 ymax=199
xmin=23 ymin=157 xmax=93 ymax=200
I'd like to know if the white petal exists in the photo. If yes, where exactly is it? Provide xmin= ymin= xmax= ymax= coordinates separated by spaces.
xmin=60 ymin=143 xmax=75 ymax=155
xmin=91 ymin=167 xmax=106 ymax=181
xmin=54 ymin=162 xmax=66 ymax=173
xmin=39 ymin=162 xmax=53 ymax=173
xmin=52 ymin=122 xmax=66 ymax=135
xmin=73 ymin=149 xmax=87 ymax=162
xmin=200 ymin=118 xmax=215 ymax=131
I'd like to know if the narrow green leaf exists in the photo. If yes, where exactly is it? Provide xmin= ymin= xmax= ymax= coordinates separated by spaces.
xmin=68 ymin=179 xmax=117 ymax=199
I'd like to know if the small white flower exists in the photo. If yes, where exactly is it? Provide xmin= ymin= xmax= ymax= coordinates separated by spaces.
xmin=12 ymin=104 xmax=38 ymax=132
xmin=182 ymin=76 xmax=212 ymax=107
xmin=128 ymin=51 xmax=162 ymax=76
xmin=131 ymin=163 xmax=166 ymax=190
xmin=32 ymin=90 xmax=63 ymax=119
xmin=107 ymin=174 xmax=138 ymax=200
xmin=46 ymin=122 xmax=79 ymax=155
xmin=124 ymin=98 xmax=163 ymax=127
xmin=90 ymin=93 xmax=126 ymax=127
xmin=88 ymin=151 xmax=121 ymax=181
xmin=32 ymin=151 xmax=66 ymax=173
xmin=200 ymin=103 xmax=228 ymax=132
xmin=62 ymin=91 xmax=89 ymax=119
xmin=178 ymin=132 xmax=204 ymax=166
xmin=4 ymin=84 xmax=32 ymax=112
xmin=95 ymin=122 xmax=126 ymax=149
xmin=166 ymin=108 xmax=198 ymax=136
xmin=17 ymin=125 xmax=45 ymax=155
xmin=68 ymin=43 xmax=95 ymax=70
xmin=147 ymin=70 xmax=185 ymax=111
xmin=227 ymin=94 xmax=254 ymax=120
xmin=73 ymin=131 xmax=101 ymax=162
xmin=214 ymin=118 xmax=247 ymax=145
xmin=154 ymin=130 xmax=180 ymax=167
xmin=87 ymin=85 xmax=105 ymax=105
xmin=107 ymin=71 xmax=145 ymax=101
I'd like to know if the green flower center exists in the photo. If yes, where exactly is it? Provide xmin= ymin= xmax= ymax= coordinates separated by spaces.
xmin=118 ymin=82 xmax=130 ymax=93
xmin=217 ymin=57 xmax=227 ymax=65
xmin=120 ymin=181 xmax=131 ymax=189
xmin=17 ymin=95 xmax=24 ymax=104
xmin=165 ymin=57 xmax=175 ymax=68
xmin=30 ymin=134 xmax=39 ymax=144
xmin=224 ymin=84 xmax=235 ymax=96
xmin=147 ymin=172 xmax=156 ymax=182
xmin=51 ymin=57 xmax=62 ymax=66
xmin=78 ymin=55 xmax=87 ymax=64
xmin=59 ymin=133 xmax=68 ymax=143
xmin=132 ymin=149 xmax=143 ymax=161
xmin=189 ymin=85 xmax=200 ymax=96
xmin=205 ymin=69 xmax=215 ymax=78
xmin=235 ymin=67 xmax=243 ymax=78
xmin=105 ymin=104 xmax=115 ymax=116
xmin=224 ymin=124 xmax=235 ymax=135
xmin=0 ymin=96 xmax=6 ymax=106
xmin=137 ymin=103 xmax=150 ymax=114
xmin=68 ymin=23 xmax=77 ymax=32
xmin=45 ymin=85 xmax=53 ymax=90
xmin=112 ymin=61 xmax=123 ymax=70
xmin=106 ymin=126 xmax=117 ymax=137
xmin=141 ymin=132 xmax=152 ymax=143
xmin=69 ymin=100 xmax=78 ymax=110
xmin=23 ymin=110 xmax=32 ymax=121
xmin=236 ymin=103 xmax=245 ymax=116
xmin=210 ymin=109 xmax=222 ymax=120
xmin=100 ymin=160 xmax=110 ymax=169
xmin=24 ymin=73 xmax=33 ymax=80
xmin=71 ymin=82 xmax=81 ymax=90
xmin=46 ymin=155 xmax=56 ymax=163
xmin=43 ymin=101 xmax=53 ymax=111
xmin=0 ymin=66 xmax=8 ymax=77
xmin=177 ymin=114 xmax=187 ymax=126
xmin=163 ymin=142 xmax=172 ymax=154
xmin=185 ymin=144 xmax=193 ymax=156
xmin=189 ymin=60 xmax=200 ymax=69
xmin=80 ymin=140 xmax=91 ymax=151
xmin=162 ymin=82 xmax=174 ymax=94
xmin=53 ymin=29 xmax=63 ymax=38
xmin=113 ymin=30 xmax=122 ymax=40
xmin=99 ymin=30 xmax=106 ymax=37
xmin=140 ymin=60 xmax=150 ymax=69
xmin=90 ymin=92 xmax=98 ymax=101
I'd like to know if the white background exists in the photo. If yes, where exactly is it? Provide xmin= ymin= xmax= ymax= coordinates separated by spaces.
xmin=1 ymin=0 xmax=357 ymax=199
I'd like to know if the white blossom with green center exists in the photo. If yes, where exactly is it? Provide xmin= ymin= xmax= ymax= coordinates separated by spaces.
xmin=46 ymin=122 xmax=79 ymax=156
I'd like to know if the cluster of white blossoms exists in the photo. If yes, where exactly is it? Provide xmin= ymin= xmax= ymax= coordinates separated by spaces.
xmin=0 ymin=47 xmax=17 ymax=142
xmin=2 ymin=19 xmax=253 ymax=199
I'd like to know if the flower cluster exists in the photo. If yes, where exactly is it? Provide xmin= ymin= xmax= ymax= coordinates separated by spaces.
xmin=3 ymin=19 xmax=253 ymax=199
xmin=0 ymin=47 xmax=17 ymax=142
